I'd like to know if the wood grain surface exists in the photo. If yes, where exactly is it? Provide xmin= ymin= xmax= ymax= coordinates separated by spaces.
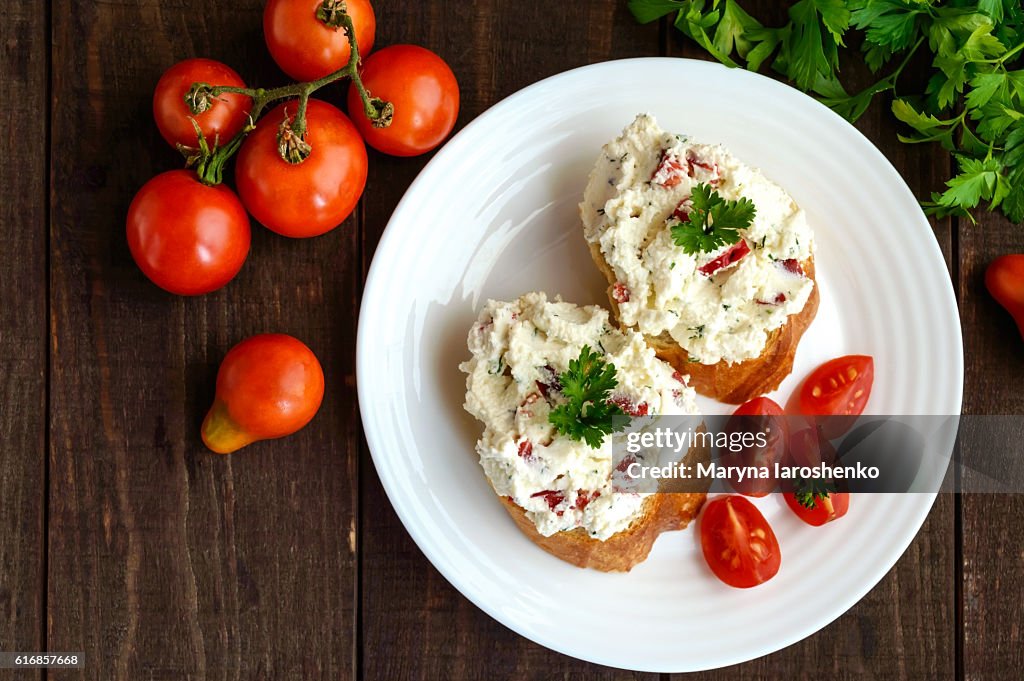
xmin=0 ymin=3 xmax=47 ymax=680
xmin=0 ymin=0 xmax=1018 ymax=679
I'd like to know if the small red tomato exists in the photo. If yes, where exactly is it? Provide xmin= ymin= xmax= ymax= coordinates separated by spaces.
xmin=700 ymin=496 xmax=781 ymax=588
xmin=986 ymin=254 xmax=1024 ymax=341
xmin=264 ymin=0 xmax=376 ymax=81
xmin=799 ymin=355 xmax=873 ymax=438
xmin=235 ymin=99 xmax=368 ymax=238
xmin=722 ymin=397 xmax=787 ymax=497
xmin=202 ymin=334 xmax=325 ymax=454
xmin=153 ymin=58 xmax=251 ymax=149
xmin=126 ymin=170 xmax=250 ymax=295
xmin=347 ymin=44 xmax=459 ymax=156
xmin=784 ymin=490 xmax=850 ymax=526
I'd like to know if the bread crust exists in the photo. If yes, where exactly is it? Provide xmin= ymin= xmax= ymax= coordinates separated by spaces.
xmin=588 ymin=241 xmax=819 ymax=404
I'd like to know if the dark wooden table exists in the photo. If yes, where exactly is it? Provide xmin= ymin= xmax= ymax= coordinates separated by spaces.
xmin=1 ymin=0 xmax=1022 ymax=678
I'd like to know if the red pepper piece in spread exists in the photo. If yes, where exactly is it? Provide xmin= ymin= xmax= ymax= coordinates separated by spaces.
xmin=672 ymin=199 xmax=692 ymax=222
xmin=575 ymin=490 xmax=600 ymax=511
xmin=609 ymin=395 xmax=649 ymax=417
xmin=652 ymin=150 xmax=686 ymax=188
xmin=698 ymin=240 xmax=750 ymax=276
xmin=780 ymin=258 xmax=805 ymax=276
xmin=530 ymin=490 xmax=565 ymax=513
xmin=517 ymin=440 xmax=534 ymax=461
xmin=757 ymin=293 xmax=787 ymax=306
xmin=611 ymin=282 xmax=631 ymax=303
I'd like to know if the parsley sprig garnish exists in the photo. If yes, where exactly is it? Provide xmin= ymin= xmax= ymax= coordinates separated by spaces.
xmin=548 ymin=346 xmax=629 ymax=448
xmin=629 ymin=0 xmax=1024 ymax=223
xmin=670 ymin=183 xmax=756 ymax=255
xmin=793 ymin=476 xmax=836 ymax=509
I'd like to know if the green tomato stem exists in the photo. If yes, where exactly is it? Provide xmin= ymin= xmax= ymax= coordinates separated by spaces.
xmin=186 ymin=7 xmax=389 ymax=183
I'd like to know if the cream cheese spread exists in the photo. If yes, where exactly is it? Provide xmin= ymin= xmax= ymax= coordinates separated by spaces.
xmin=460 ymin=292 xmax=699 ymax=540
xmin=581 ymin=114 xmax=815 ymax=365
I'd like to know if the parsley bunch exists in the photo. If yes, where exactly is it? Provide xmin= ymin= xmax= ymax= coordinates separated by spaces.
xmin=671 ymin=182 xmax=757 ymax=253
xmin=629 ymin=0 xmax=1024 ymax=222
xmin=548 ymin=346 xmax=629 ymax=448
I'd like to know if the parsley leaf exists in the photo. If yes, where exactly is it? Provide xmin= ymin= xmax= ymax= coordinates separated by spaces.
xmin=548 ymin=346 xmax=628 ymax=449
xmin=671 ymin=183 xmax=756 ymax=255
xmin=634 ymin=0 xmax=1024 ymax=224
xmin=794 ymin=476 xmax=836 ymax=509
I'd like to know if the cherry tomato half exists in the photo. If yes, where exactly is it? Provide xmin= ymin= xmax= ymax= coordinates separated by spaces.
xmin=799 ymin=355 xmax=874 ymax=438
xmin=700 ymin=496 xmax=781 ymax=588
xmin=235 ymin=99 xmax=368 ymax=238
xmin=153 ymin=58 xmax=251 ymax=149
xmin=347 ymin=44 xmax=459 ymax=157
xmin=264 ymin=0 xmax=376 ymax=81
xmin=126 ymin=170 xmax=250 ymax=295
xmin=784 ymin=490 xmax=850 ymax=526
xmin=202 ymin=334 xmax=325 ymax=454
xmin=722 ymin=397 xmax=787 ymax=497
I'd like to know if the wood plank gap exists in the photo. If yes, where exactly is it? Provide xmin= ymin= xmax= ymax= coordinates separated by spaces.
xmin=355 ymin=194 xmax=366 ymax=681
xmin=42 ymin=0 xmax=53 ymax=675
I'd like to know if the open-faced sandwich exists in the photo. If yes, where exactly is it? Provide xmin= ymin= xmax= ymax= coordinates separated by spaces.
xmin=581 ymin=114 xmax=819 ymax=404
xmin=460 ymin=292 xmax=706 ymax=571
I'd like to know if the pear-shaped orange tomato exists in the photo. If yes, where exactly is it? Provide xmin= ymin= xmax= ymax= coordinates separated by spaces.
xmin=202 ymin=334 xmax=325 ymax=454
xmin=987 ymin=255 xmax=1024 ymax=342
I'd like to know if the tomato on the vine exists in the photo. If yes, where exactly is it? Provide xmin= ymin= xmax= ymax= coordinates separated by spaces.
xmin=235 ymin=99 xmax=368 ymax=238
xmin=264 ymin=0 xmax=376 ymax=81
xmin=347 ymin=44 xmax=459 ymax=157
xmin=700 ymin=496 xmax=781 ymax=588
xmin=153 ymin=58 xmax=251 ymax=149
xmin=126 ymin=170 xmax=251 ymax=295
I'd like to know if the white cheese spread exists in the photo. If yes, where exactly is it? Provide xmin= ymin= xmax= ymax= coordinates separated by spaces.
xmin=581 ymin=114 xmax=815 ymax=365
xmin=460 ymin=292 xmax=699 ymax=540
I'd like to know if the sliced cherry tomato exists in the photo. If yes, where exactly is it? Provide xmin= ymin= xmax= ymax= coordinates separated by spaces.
xmin=699 ymin=240 xmax=750 ymax=276
xmin=264 ymin=0 xmax=376 ymax=81
xmin=347 ymin=44 xmax=459 ymax=156
xmin=153 ymin=58 xmax=251 ymax=149
xmin=785 ymin=426 xmax=838 ymax=469
xmin=235 ymin=99 xmax=368 ymax=238
xmin=784 ymin=490 xmax=850 ymax=526
xmin=986 ymin=254 xmax=1024 ymax=341
xmin=722 ymin=397 xmax=787 ymax=497
xmin=799 ymin=355 xmax=873 ymax=438
xmin=126 ymin=170 xmax=250 ymax=295
xmin=699 ymin=496 xmax=781 ymax=588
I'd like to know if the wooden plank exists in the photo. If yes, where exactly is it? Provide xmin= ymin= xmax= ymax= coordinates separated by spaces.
xmin=0 ymin=1 xmax=47 ymax=675
xmin=958 ymin=205 xmax=1024 ymax=679
xmin=660 ymin=3 xmax=957 ymax=677
xmin=49 ymin=1 xmax=359 ymax=678
xmin=357 ymin=1 xmax=662 ymax=679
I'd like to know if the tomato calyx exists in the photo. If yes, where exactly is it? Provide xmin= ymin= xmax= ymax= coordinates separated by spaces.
xmin=316 ymin=0 xmax=350 ymax=29
xmin=276 ymin=109 xmax=313 ymax=163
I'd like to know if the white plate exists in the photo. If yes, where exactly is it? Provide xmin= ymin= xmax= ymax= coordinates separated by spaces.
xmin=357 ymin=58 xmax=963 ymax=672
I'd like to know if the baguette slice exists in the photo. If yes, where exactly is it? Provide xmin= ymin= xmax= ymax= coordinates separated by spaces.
xmin=589 ymin=241 xmax=819 ymax=404
xmin=498 ymin=491 xmax=705 ymax=572
xmin=495 ymin=438 xmax=710 ymax=572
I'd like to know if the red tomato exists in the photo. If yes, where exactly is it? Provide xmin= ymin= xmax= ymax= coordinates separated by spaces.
xmin=986 ymin=254 xmax=1024 ymax=341
xmin=700 ymin=496 xmax=781 ymax=588
xmin=153 ymin=58 xmax=251 ymax=149
xmin=347 ymin=44 xmax=459 ymax=156
xmin=126 ymin=170 xmax=250 ymax=295
xmin=202 ymin=334 xmax=325 ymax=454
xmin=235 ymin=99 xmax=368 ymax=238
xmin=784 ymin=491 xmax=850 ymax=526
xmin=799 ymin=355 xmax=873 ymax=438
xmin=722 ymin=397 xmax=787 ymax=497
xmin=264 ymin=0 xmax=376 ymax=81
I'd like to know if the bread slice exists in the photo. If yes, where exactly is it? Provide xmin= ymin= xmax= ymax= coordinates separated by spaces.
xmin=588 ymin=242 xmax=819 ymax=405
xmin=495 ymin=438 xmax=710 ymax=572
